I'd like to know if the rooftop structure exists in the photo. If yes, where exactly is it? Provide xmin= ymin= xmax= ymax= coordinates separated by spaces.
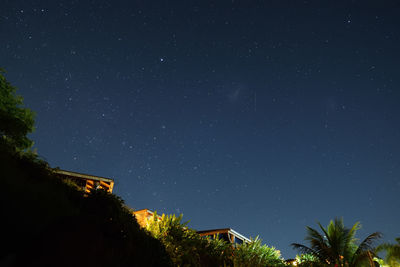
xmin=197 ymin=228 xmax=251 ymax=245
xmin=54 ymin=169 xmax=114 ymax=193
xmin=133 ymin=209 xmax=162 ymax=227
xmin=53 ymin=171 xmax=252 ymax=246
xmin=132 ymin=209 xmax=251 ymax=245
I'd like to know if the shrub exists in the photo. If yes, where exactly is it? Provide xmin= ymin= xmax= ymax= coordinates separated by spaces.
xmin=233 ymin=237 xmax=286 ymax=267
xmin=146 ymin=213 xmax=287 ymax=267
xmin=146 ymin=213 xmax=232 ymax=266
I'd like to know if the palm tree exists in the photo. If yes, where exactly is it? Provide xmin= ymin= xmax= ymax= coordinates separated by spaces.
xmin=376 ymin=237 xmax=400 ymax=266
xmin=291 ymin=218 xmax=382 ymax=267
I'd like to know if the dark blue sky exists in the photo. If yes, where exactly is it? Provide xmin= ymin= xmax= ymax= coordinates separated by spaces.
xmin=2 ymin=0 xmax=399 ymax=258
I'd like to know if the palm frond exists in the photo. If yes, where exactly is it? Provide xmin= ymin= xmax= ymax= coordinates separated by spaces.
xmin=319 ymin=219 xmax=348 ymax=262
xmin=375 ymin=243 xmax=392 ymax=253
xmin=342 ymin=222 xmax=361 ymax=260
xmin=305 ymin=226 xmax=333 ymax=261
xmin=306 ymin=226 xmax=326 ymax=244
xmin=355 ymin=232 xmax=382 ymax=254
xmin=291 ymin=243 xmax=321 ymax=260
xmin=295 ymin=219 xmax=382 ymax=267
xmin=317 ymin=222 xmax=330 ymax=243
xmin=376 ymin=238 xmax=400 ymax=265
xmin=351 ymin=251 xmax=375 ymax=267
xmin=351 ymin=232 xmax=382 ymax=265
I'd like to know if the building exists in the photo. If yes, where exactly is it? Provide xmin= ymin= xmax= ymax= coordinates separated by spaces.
xmin=54 ymin=170 xmax=252 ymax=247
xmin=133 ymin=209 xmax=162 ymax=228
xmin=197 ymin=228 xmax=251 ymax=245
xmin=54 ymin=169 xmax=114 ymax=193
xmin=133 ymin=208 xmax=251 ymax=245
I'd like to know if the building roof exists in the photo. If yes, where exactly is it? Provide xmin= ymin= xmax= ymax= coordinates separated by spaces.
xmin=133 ymin=209 xmax=162 ymax=228
xmin=54 ymin=169 xmax=114 ymax=183
xmin=197 ymin=228 xmax=251 ymax=243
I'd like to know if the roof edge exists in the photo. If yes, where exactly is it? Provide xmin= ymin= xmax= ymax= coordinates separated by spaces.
xmin=54 ymin=169 xmax=114 ymax=183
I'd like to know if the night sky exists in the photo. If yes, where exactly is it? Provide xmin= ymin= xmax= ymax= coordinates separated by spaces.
xmin=2 ymin=0 xmax=400 ymax=258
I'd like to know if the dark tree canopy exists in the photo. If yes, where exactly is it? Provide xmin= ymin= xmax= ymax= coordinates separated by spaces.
xmin=291 ymin=218 xmax=382 ymax=267
xmin=0 ymin=68 xmax=35 ymax=151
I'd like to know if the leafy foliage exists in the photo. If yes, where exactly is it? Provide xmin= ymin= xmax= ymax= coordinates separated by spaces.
xmin=146 ymin=213 xmax=232 ymax=266
xmin=376 ymin=237 xmax=400 ymax=266
xmin=0 ymin=70 xmax=172 ymax=266
xmin=291 ymin=218 xmax=381 ymax=267
xmin=294 ymin=253 xmax=322 ymax=267
xmin=1 ymin=150 xmax=171 ymax=267
xmin=0 ymin=69 xmax=35 ymax=151
xmin=146 ymin=213 xmax=287 ymax=267
xmin=232 ymin=237 xmax=286 ymax=267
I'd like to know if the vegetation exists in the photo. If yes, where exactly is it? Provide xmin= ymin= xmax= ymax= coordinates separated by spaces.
xmin=375 ymin=237 xmax=400 ymax=266
xmin=232 ymin=237 xmax=286 ymax=267
xmin=291 ymin=218 xmax=382 ymax=267
xmin=293 ymin=253 xmax=321 ymax=266
xmin=3 ymin=69 xmax=399 ymax=267
xmin=1 ymin=70 xmax=171 ymax=266
xmin=1 ymin=150 xmax=173 ymax=267
xmin=145 ymin=213 xmax=286 ymax=267
xmin=146 ymin=213 xmax=232 ymax=266
xmin=0 ymin=69 xmax=35 ymax=152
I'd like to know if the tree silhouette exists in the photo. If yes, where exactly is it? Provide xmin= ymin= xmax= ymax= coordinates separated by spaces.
xmin=0 ymin=68 xmax=35 ymax=151
xmin=376 ymin=237 xmax=400 ymax=266
xmin=0 ymin=70 xmax=172 ymax=266
xmin=291 ymin=218 xmax=381 ymax=267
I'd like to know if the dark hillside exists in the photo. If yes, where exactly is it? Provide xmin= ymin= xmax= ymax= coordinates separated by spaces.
xmin=0 ymin=149 xmax=172 ymax=267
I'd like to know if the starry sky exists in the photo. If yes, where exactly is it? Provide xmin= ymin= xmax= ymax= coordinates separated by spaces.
xmin=1 ymin=0 xmax=400 ymax=258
